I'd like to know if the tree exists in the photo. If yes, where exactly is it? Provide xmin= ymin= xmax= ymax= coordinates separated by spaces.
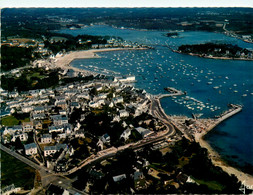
xmin=89 ymin=87 xmax=98 ymax=96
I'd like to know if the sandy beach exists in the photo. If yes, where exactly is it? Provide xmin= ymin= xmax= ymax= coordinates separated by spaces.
xmin=34 ymin=47 xmax=148 ymax=76
xmin=54 ymin=47 xmax=147 ymax=73
xmin=195 ymin=130 xmax=253 ymax=188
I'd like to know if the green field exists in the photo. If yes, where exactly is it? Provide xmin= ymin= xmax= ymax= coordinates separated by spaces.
xmin=1 ymin=151 xmax=35 ymax=190
xmin=1 ymin=115 xmax=30 ymax=127
xmin=194 ymin=178 xmax=225 ymax=191
xmin=1 ymin=116 xmax=19 ymax=126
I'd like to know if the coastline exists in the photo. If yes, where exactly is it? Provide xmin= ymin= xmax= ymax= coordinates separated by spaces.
xmin=195 ymin=129 xmax=253 ymax=188
xmin=36 ymin=47 xmax=253 ymax=188
xmin=52 ymin=47 xmax=148 ymax=74
xmin=172 ymin=50 xmax=253 ymax=61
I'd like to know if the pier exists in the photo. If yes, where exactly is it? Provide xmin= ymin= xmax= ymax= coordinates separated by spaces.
xmin=156 ymin=87 xmax=184 ymax=99
xmin=207 ymin=104 xmax=242 ymax=131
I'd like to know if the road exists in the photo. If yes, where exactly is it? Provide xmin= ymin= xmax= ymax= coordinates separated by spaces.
xmin=0 ymin=144 xmax=87 ymax=195
xmin=0 ymin=94 xmax=178 ymax=194
xmin=33 ymin=131 xmax=46 ymax=165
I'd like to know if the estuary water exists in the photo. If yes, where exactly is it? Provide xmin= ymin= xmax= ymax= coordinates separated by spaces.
xmin=57 ymin=25 xmax=253 ymax=170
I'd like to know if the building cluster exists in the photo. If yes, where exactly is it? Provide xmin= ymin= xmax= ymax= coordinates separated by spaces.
xmin=0 ymin=77 xmax=163 ymax=172
xmin=91 ymin=38 xmax=150 ymax=49
xmin=1 ymin=38 xmax=39 ymax=48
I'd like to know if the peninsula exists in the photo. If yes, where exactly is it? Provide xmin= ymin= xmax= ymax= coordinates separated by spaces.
xmin=176 ymin=43 xmax=253 ymax=60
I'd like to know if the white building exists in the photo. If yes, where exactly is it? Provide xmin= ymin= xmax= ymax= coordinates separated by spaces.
xmin=44 ymin=144 xmax=67 ymax=157
xmin=120 ymin=129 xmax=131 ymax=141
xmin=113 ymin=174 xmax=127 ymax=182
xmin=24 ymin=143 xmax=37 ymax=155
xmin=119 ymin=110 xmax=129 ymax=118
xmin=21 ymin=106 xmax=34 ymax=113
xmin=118 ymin=76 xmax=136 ymax=83
xmin=49 ymin=126 xmax=64 ymax=133
xmin=41 ymin=134 xmax=52 ymax=144
xmin=57 ymin=133 xmax=66 ymax=140
xmin=112 ymin=97 xmax=124 ymax=104
xmin=74 ymin=130 xmax=85 ymax=138
xmin=22 ymin=121 xmax=34 ymax=132
xmin=135 ymin=127 xmax=152 ymax=138
xmin=11 ymin=133 xmax=28 ymax=142
xmin=101 ymin=133 xmax=110 ymax=144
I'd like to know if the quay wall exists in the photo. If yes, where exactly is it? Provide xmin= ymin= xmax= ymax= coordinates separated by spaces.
xmin=206 ymin=106 xmax=242 ymax=132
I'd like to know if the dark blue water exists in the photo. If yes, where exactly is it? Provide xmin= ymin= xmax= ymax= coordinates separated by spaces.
xmin=57 ymin=25 xmax=253 ymax=169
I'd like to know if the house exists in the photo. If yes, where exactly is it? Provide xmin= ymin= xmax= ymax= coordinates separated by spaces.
xmin=24 ymin=143 xmax=37 ymax=155
xmin=59 ymin=109 xmax=67 ymax=115
xmin=57 ymin=133 xmax=66 ymax=140
xmin=118 ymin=76 xmax=136 ymax=83
xmin=64 ymin=90 xmax=77 ymax=97
xmin=11 ymin=133 xmax=28 ymax=142
xmin=119 ymin=110 xmax=129 ymax=118
xmin=41 ymin=134 xmax=52 ymax=144
xmin=120 ymin=129 xmax=131 ymax=141
xmin=32 ymin=113 xmax=46 ymax=120
xmin=3 ymin=127 xmax=16 ymax=136
xmin=70 ymin=102 xmax=80 ymax=109
xmin=89 ymin=99 xmax=105 ymax=108
xmin=97 ymin=93 xmax=108 ymax=99
xmin=22 ymin=121 xmax=34 ymax=132
xmin=56 ymin=101 xmax=68 ymax=110
xmin=49 ymin=126 xmax=64 ymax=133
xmin=134 ymin=170 xmax=146 ymax=190
xmin=97 ymin=139 xmax=104 ymax=150
xmin=134 ymin=170 xmax=144 ymax=181
xmin=33 ymin=106 xmax=45 ymax=114
xmin=112 ymin=97 xmax=124 ymax=104
xmin=29 ymin=90 xmax=40 ymax=97
xmin=34 ymin=120 xmax=43 ymax=130
xmin=94 ymin=84 xmax=103 ymax=91
xmin=75 ymin=130 xmax=85 ymax=138
xmin=55 ymin=160 xmax=68 ymax=172
xmin=22 ymin=106 xmax=34 ymax=113
xmin=8 ymin=91 xmax=19 ymax=98
xmin=44 ymin=143 xmax=67 ymax=157
xmin=64 ymin=124 xmax=72 ymax=135
xmin=52 ymin=115 xmax=68 ymax=126
xmin=135 ymin=127 xmax=152 ymax=138
xmin=76 ymin=92 xmax=90 ymax=100
xmin=113 ymin=174 xmax=127 ymax=182
xmin=101 ymin=133 xmax=110 ymax=144
xmin=91 ymin=44 xmax=99 ymax=49
xmin=13 ymin=125 xmax=23 ymax=132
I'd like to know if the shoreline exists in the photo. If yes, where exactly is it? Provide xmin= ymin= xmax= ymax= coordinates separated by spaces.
xmin=173 ymin=50 xmax=253 ymax=61
xmin=195 ymin=128 xmax=253 ymax=188
xmin=33 ymin=47 xmax=148 ymax=76
xmin=53 ymin=47 xmax=148 ymax=74
xmin=36 ymin=47 xmax=253 ymax=188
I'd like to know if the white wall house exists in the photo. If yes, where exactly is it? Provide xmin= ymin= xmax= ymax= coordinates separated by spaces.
xmin=24 ymin=143 xmax=37 ymax=155
xmin=11 ymin=133 xmax=28 ymax=142
xmin=44 ymin=144 xmax=67 ymax=157
xmin=22 ymin=121 xmax=34 ymax=132
xmin=41 ymin=134 xmax=52 ymax=144
xmin=119 ymin=110 xmax=129 ymax=118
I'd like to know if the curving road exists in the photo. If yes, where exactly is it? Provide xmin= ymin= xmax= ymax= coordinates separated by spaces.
xmin=0 ymin=144 xmax=87 ymax=194
xmin=0 ymin=95 xmax=178 ymax=194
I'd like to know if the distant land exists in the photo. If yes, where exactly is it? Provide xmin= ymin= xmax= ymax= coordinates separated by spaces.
xmin=1 ymin=8 xmax=253 ymax=43
xmin=176 ymin=43 xmax=253 ymax=60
